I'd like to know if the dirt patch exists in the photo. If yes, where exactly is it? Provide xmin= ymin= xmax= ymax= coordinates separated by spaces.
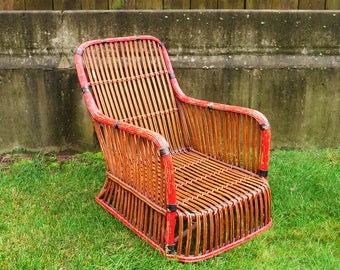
xmin=0 ymin=153 xmax=32 ymax=164
xmin=0 ymin=152 xmax=78 ymax=165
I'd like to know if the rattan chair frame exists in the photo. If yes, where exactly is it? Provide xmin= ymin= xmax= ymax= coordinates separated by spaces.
xmin=74 ymin=35 xmax=272 ymax=262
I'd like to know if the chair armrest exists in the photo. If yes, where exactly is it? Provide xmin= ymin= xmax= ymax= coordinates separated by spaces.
xmin=160 ymin=46 xmax=270 ymax=177
xmin=83 ymin=91 xmax=176 ymax=209
xmin=177 ymin=95 xmax=271 ymax=177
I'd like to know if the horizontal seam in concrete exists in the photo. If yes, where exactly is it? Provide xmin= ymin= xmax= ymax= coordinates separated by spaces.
xmin=171 ymin=55 xmax=340 ymax=69
xmin=1 ymin=55 xmax=339 ymax=70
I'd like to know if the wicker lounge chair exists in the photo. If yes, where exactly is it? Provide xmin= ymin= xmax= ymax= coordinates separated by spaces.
xmin=74 ymin=35 xmax=272 ymax=262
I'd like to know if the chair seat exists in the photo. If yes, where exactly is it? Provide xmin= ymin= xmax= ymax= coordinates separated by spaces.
xmin=172 ymin=150 xmax=271 ymax=260
xmin=173 ymin=150 xmax=269 ymax=213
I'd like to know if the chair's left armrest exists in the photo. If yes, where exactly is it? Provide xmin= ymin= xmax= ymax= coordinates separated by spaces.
xmin=83 ymin=91 xmax=177 ymax=204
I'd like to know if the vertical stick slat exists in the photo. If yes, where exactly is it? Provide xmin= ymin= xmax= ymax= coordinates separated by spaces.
xmin=97 ymin=44 xmax=116 ymax=117
xmin=145 ymin=40 xmax=171 ymax=144
xmin=153 ymin=41 xmax=184 ymax=151
xmin=129 ymin=41 xmax=150 ymax=128
xmin=111 ymin=42 xmax=129 ymax=119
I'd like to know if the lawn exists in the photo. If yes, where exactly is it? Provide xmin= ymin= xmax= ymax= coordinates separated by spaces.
xmin=0 ymin=149 xmax=339 ymax=269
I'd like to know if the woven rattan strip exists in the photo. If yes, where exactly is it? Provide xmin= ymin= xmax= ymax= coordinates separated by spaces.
xmin=122 ymin=107 xmax=179 ymax=123
xmin=88 ymin=70 xmax=169 ymax=86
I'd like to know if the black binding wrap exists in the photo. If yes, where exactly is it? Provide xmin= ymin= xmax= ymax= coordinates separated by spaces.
xmin=259 ymin=170 xmax=268 ymax=177
xmin=76 ymin=48 xmax=83 ymax=55
xmin=160 ymin=147 xmax=170 ymax=157
xmin=260 ymin=122 xmax=270 ymax=130
xmin=82 ymin=86 xmax=90 ymax=93
xmin=169 ymin=72 xmax=176 ymax=79
xmin=165 ymin=244 xmax=176 ymax=255
xmin=114 ymin=120 xmax=120 ymax=129
xmin=167 ymin=204 xmax=177 ymax=212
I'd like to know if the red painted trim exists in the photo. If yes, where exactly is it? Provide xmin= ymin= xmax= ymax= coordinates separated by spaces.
xmin=161 ymin=154 xmax=176 ymax=248
xmin=260 ymin=129 xmax=271 ymax=180
xmin=74 ymin=53 xmax=87 ymax=89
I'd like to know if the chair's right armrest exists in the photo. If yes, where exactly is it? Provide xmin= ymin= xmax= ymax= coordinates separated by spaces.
xmin=176 ymin=95 xmax=271 ymax=179
xmin=160 ymin=48 xmax=270 ymax=178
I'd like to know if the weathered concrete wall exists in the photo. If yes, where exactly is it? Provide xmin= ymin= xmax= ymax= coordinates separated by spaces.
xmin=0 ymin=10 xmax=339 ymax=153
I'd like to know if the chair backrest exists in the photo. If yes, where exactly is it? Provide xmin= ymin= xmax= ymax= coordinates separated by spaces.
xmin=80 ymin=36 xmax=186 ymax=153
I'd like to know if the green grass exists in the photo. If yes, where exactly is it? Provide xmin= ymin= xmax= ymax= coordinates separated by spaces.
xmin=0 ymin=149 xmax=339 ymax=269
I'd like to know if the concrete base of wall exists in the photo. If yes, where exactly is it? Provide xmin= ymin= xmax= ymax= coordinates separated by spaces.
xmin=0 ymin=10 xmax=339 ymax=153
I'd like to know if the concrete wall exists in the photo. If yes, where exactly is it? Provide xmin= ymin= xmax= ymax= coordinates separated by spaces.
xmin=0 ymin=10 xmax=339 ymax=153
